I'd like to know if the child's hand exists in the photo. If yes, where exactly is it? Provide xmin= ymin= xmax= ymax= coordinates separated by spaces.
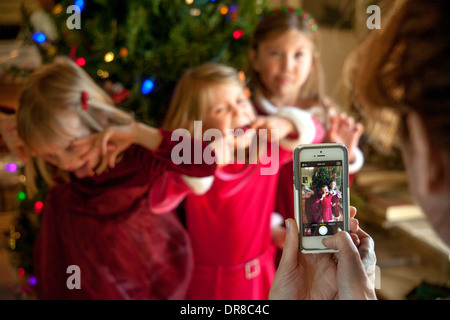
xmin=72 ymin=122 xmax=137 ymax=175
xmin=327 ymin=113 xmax=364 ymax=163
xmin=250 ymin=115 xmax=295 ymax=141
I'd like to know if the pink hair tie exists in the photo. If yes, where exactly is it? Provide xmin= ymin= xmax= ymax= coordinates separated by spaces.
xmin=81 ymin=91 xmax=89 ymax=111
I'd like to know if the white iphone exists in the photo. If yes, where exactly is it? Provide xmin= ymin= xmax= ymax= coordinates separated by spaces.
xmin=293 ymin=143 xmax=350 ymax=254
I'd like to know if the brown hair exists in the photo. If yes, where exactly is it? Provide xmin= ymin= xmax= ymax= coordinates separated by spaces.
xmin=352 ymin=0 xmax=450 ymax=155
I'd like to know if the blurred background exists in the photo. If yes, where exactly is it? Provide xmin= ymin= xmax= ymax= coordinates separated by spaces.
xmin=0 ymin=0 xmax=448 ymax=300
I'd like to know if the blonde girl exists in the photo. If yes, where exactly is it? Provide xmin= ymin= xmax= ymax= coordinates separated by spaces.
xmin=154 ymin=62 xmax=311 ymax=299
xmin=16 ymin=57 xmax=217 ymax=299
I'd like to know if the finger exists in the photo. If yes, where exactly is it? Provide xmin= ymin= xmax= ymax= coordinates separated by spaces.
xmin=350 ymin=206 xmax=357 ymax=218
xmin=108 ymin=149 xmax=121 ymax=169
xmin=278 ymin=219 xmax=300 ymax=270
xmin=349 ymin=233 xmax=361 ymax=247
xmin=71 ymin=136 xmax=93 ymax=147
xmin=322 ymin=231 xmax=357 ymax=255
xmin=354 ymin=122 xmax=364 ymax=134
xmin=95 ymin=155 xmax=109 ymax=175
xmin=101 ymin=129 xmax=114 ymax=156
xmin=249 ymin=117 xmax=267 ymax=131
xmin=350 ymin=218 xmax=359 ymax=234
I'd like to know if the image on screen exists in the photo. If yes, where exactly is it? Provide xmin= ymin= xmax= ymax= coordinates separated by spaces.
xmin=300 ymin=160 xmax=344 ymax=237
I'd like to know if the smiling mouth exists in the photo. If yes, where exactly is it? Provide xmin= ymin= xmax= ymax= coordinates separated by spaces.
xmin=233 ymin=124 xmax=252 ymax=136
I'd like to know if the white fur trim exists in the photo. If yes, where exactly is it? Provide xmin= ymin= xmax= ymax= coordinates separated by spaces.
xmin=271 ymin=212 xmax=284 ymax=227
xmin=181 ymin=175 xmax=214 ymax=195
xmin=348 ymin=147 xmax=364 ymax=174
xmin=276 ymin=107 xmax=316 ymax=149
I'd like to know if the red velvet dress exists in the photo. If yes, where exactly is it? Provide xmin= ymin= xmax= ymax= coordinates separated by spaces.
xmin=33 ymin=130 xmax=216 ymax=299
xmin=316 ymin=193 xmax=334 ymax=222
xmin=150 ymin=143 xmax=292 ymax=300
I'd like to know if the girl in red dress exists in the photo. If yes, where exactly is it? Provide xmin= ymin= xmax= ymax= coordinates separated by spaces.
xmin=248 ymin=8 xmax=365 ymax=232
xmin=315 ymin=186 xmax=334 ymax=222
xmin=16 ymin=57 xmax=218 ymax=299
xmin=329 ymin=179 xmax=342 ymax=218
xmin=154 ymin=63 xmax=314 ymax=299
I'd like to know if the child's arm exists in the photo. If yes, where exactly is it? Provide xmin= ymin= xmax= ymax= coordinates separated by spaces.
xmin=250 ymin=107 xmax=317 ymax=150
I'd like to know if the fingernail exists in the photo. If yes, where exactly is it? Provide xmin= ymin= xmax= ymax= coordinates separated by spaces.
xmin=285 ymin=219 xmax=291 ymax=231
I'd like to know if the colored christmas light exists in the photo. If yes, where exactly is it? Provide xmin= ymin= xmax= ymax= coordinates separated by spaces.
xmin=17 ymin=191 xmax=27 ymax=201
xmin=220 ymin=6 xmax=228 ymax=15
xmin=18 ymin=268 xmax=25 ymax=279
xmin=233 ymin=29 xmax=245 ymax=39
xmin=75 ymin=57 xmax=86 ymax=66
xmin=34 ymin=201 xmax=44 ymax=215
xmin=141 ymin=79 xmax=154 ymax=94
xmin=104 ymin=52 xmax=115 ymax=63
xmin=28 ymin=276 xmax=37 ymax=286
xmin=4 ymin=162 xmax=17 ymax=173
xmin=74 ymin=0 xmax=85 ymax=11
xmin=32 ymin=32 xmax=46 ymax=43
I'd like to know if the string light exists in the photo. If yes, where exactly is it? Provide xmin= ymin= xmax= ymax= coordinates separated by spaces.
xmin=32 ymin=32 xmax=46 ymax=43
xmin=141 ymin=79 xmax=154 ymax=94
xmin=190 ymin=8 xmax=201 ymax=16
xmin=220 ymin=6 xmax=228 ymax=15
xmin=28 ymin=276 xmax=37 ymax=286
xmin=74 ymin=0 xmax=85 ymax=11
xmin=34 ymin=201 xmax=44 ymax=215
xmin=119 ymin=47 xmax=128 ymax=58
xmin=104 ymin=51 xmax=115 ymax=63
xmin=17 ymin=191 xmax=26 ymax=201
xmin=75 ymin=57 xmax=86 ymax=66
xmin=233 ymin=29 xmax=245 ymax=39
xmin=4 ymin=163 xmax=17 ymax=173
xmin=97 ymin=69 xmax=110 ymax=78
xmin=52 ymin=3 xmax=63 ymax=15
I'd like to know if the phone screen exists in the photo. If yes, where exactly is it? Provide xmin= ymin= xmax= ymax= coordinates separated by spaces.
xmin=300 ymin=160 xmax=345 ymax=237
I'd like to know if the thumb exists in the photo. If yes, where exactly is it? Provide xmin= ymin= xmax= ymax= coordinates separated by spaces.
xmin=277 ymin=219 xmax=300 ymax=270
xmin=322 ymin=231 xmax=358 ymax=255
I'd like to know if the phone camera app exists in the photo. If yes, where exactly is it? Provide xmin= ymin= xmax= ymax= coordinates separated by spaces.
xmin=300 ymin=160 xmax=345 ymax=237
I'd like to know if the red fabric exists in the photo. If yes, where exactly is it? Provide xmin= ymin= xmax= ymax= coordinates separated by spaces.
xmin=34 ymin=129 xmax=216 ymax=300
xmin=316 ymin=193 xmax=333 ymax=222
xmin=184 ymin=144 xmax=291 ymax=300
xmin=149 ymin=141 xmax=292 ymax=299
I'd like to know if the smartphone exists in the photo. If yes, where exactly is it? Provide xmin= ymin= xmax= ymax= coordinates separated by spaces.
xmin=293 ymin=143 xmax=350 ymax=254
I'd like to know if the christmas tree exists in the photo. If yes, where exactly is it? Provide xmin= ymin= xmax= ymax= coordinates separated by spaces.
xmin=33 ymin=0 xmax=268 ymax=125
xmin=4 ymin=0 xmax=269 ymax=298
xmin=310 ymin=167 xmax=331 ymax=192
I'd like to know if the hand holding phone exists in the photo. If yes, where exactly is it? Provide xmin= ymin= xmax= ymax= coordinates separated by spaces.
xmin=293 ymin=143 xmax=350 ymax=254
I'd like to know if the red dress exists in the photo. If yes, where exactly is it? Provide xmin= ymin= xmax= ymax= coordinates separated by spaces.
xmin=316 ymin=193 xmax=334 ymax=222
xmin=150 ymin=143 xmax=292 ymax=300
xmin=33 ymin=129 xmax=216 ymax=299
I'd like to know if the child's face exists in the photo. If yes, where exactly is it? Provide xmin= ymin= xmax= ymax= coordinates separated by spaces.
xmin=330 ymin=181 xmax=336 ymax=190
xmin=251 ymin=29 xmax=314 ymax=101
xmin=34 ymin=112 xmax=101 ymax=178
xmin=203 ymin=83 xmax=256 ymax=133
